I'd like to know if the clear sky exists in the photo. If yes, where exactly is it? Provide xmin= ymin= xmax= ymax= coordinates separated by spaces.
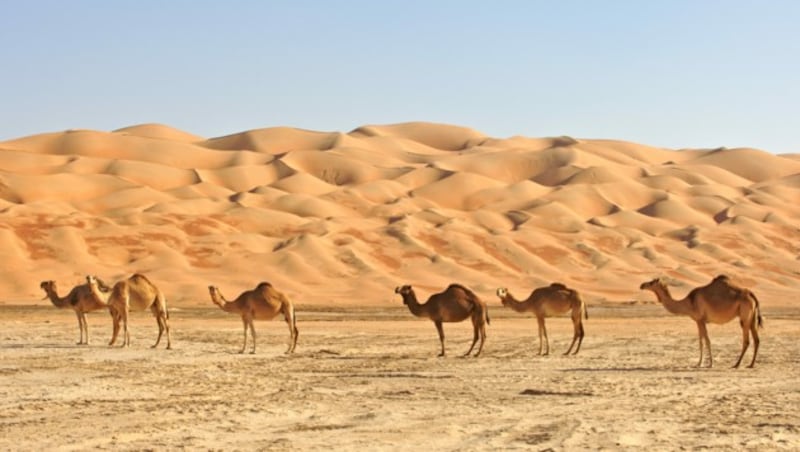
xmin=1 ymin=1 xmax=798 ymax=153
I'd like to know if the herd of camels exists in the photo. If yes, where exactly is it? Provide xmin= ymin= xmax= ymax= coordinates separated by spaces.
xmin=39 ymin=273 xmax=763 ymax=368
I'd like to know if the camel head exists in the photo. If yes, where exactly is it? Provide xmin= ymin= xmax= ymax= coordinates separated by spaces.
xmin=496 ymin=287 xmax=510 ymax=305
xmin=208 ymin=285 xmax=224 ymax=302
xmin=639 ymin=278 xmax=666 ymax=292
xmin=85 ymin=275 xmax=111 ymax=292
xmin=394 ymin=285 xmax=413 ymax=303
xmin=40 ymin=280 xmax=56 ymax=299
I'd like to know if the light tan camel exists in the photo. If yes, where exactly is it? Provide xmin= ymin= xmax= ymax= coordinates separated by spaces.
xmin=208 ymin=282 xmax=298 ymax=354
xmin=394 ymin=284 xmax=490 ymax=357
xmin=40 ymin=278 xmax=111 ymax=344
xmin=86 ymin=274 xmax=171 ymax=349
xmin=640 ymin=275 xmax=763 ymax=368
xmin=496 ymin=283 xmax=588 ymax=356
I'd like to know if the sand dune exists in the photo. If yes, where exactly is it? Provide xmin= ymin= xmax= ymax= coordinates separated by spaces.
xmin=113 ymin=123 xmax=204 ymax=143
xmin=0 ymin=121 xmax=797 ymax=309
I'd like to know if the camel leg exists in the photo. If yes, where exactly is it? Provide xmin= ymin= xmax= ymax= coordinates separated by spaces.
xmin=733 ymin=318 xmax=751 ymax=369
xmin=695 ymin=322 xmax=711 ymax=367
xmin=747 ymin=315 xmax=760 ymax=368
xmin=576 ymin=322 xmax=586 ymax=354
xmin=151 ymin=304 xmax=164 ymax=349
xmin=694 ymin=321 xmax=704 ymax=367
xmin=239 ymin=318 xmax=248 ymax=354
xmin=163 ymin=312 xmax=172 ymax=350
xmin=249 ymin=320 xmax=257 ymax=354
xmin=83 ymin=312 xmax=91 ymax=345
xmin=464 ymin=326 xmax=478 ymax=357
xmin=75 ymin=312 xmax=85 ymax=345
xmin=564 ymin=311 xmax=581 ymax=355
xmin=284 ymin=306 xmax=298 ymax=354
xmin=158 ymin=294 xmax=171 ymax=350
xmin=122 ymin=308 xmax=130 ymax=348
xmin=538 ymin=317 xmax=550 ymax=356
xmin=535 ymin=316 xmax=545 ymax=355
xmin=464 ymin=315 xmax=480 ymax=357
xmin=291 ymin=322 xmax=299 ymax=354
xmin=120 ymin=290 xmax=131 ymax=348
xmin=434 ymin=321 xmax=445 ymax=357
xmin=473 ymin=318 xmax=487 ymax=357
xmin=81 ymin=312 xmax=88 ymax=345
xmin=109 ymin=309 xmax=121 ymax=346
xmin=567 ymin=319 xmax=585 ymax=355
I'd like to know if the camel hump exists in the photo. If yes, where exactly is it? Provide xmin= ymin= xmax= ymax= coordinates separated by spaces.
xmin=445 ymin=283 xmax=480 ymax=310
xmin=708 ymin=274 xmax=741 ymax=292
xmin=447 ymin=283 xmax=481 ymax=300
xmin=256 ymin=282 xmax=275 ymax=296
xmin=129 ymin=273 xmax=155 ymax=286
xmin=549 ymin=282 xmax=568 ymax=290
xmin=446 ymin=283 xmax=472 ymax=294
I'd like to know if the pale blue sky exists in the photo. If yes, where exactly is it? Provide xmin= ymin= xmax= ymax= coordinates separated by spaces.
xmin=1 ymin=1 xmax=798 ymax=153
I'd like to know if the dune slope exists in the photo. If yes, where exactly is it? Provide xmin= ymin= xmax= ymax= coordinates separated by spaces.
xmin=1 ymin=122 xmax=798 ymax=307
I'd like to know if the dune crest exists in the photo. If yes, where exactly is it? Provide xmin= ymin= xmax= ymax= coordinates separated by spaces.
xmin=0 ymin=122 xmax=798 ymax=306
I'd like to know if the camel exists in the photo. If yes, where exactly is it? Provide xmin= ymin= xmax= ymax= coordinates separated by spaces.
xmin=40 ymin=277 xmax=111 ymax=344
xmin=496 ymin=283 xmax=588 ymax=356
xmin=86 ymin=274 xmax=171 ymax=349
xmin=394 ymin=284 xmax=490 ymax=357
xmin=207 ymin=282 xmax=298 ymax=354
xmin=639 ymin=275 xmax=763 ymax=368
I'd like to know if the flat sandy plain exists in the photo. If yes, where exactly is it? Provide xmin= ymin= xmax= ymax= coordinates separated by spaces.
xmin=1 ymin=305 xmax=798 ymax=451
xmin=1 ymin=122 xmax=799 ymax=450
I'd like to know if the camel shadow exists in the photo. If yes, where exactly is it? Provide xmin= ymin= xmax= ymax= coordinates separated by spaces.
xmin=0 ymin=343 xmax=86 ymax=349
xmin=519 ymin=388 xmax=593 ymax=397
xmin=561 ymin=366 xmax=693 ymax=373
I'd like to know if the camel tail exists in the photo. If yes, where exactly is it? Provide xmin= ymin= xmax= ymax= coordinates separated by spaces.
xmin=163 ymin=296 xmax=170 ymax=320
xmin=576 ymin=292 xmax=588 ymax=320
xmin=470 ymin=300 xmax=489 ymax=325
xmin=573 ymin=291 xmax=588 ymax=320
xmin=285 ymin=304 xmax=296 ymax=326
xmin=752 ymin=292 xmax=764 ymax=329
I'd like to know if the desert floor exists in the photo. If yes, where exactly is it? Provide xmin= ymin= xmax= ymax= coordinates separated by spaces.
xmin=1 ymin=305 xmax=798 ymax=451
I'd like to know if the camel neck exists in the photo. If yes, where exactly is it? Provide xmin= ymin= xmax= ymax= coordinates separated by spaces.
xmin=652 ymin=286 xmax=693 ymax=316
xmin=402 ymin=292 xmax=428 ymax=318
xmin=44 ymin=288 xmax=71 ymax=308
xmin=212 ymin=292 xmax=237 ymax=312
xmin=503 ymin=293 xmax=528 ymax=313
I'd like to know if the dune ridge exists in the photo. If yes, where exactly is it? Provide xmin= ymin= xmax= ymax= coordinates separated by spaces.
xmin=0 ymin=122 xmax=798 ymax=307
